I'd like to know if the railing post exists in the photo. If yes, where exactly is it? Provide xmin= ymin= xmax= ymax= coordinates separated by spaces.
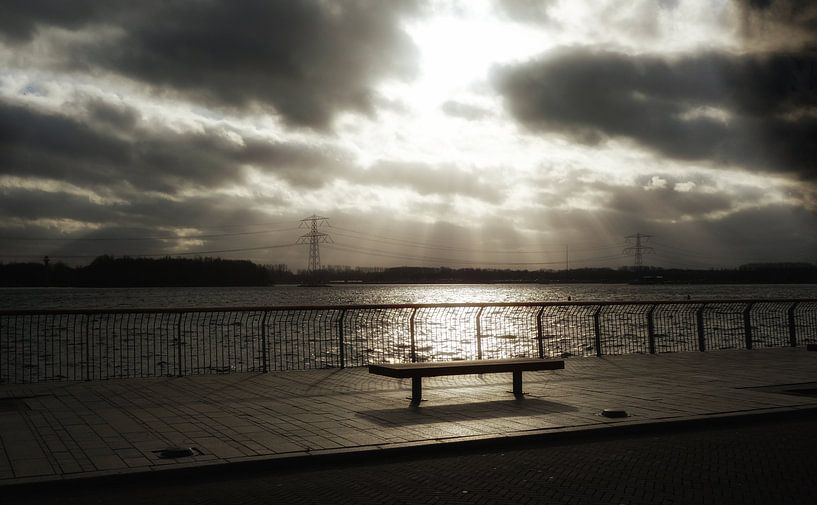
xmin=176 ymin=312 xmax=184 ymax=377
xmin=593 ymin=305 xmax=603 ymax=357
xmin=261 ymin=310 xmax=269 ymax=373
xmin=85 ymin=314 xmax=91 ymax=381
xmin=338 ymin=309 xmax=347 ymax=368
xmin=536 ymin=306 xmax=545 ymax=359
xmin=409 ymin=308 xmax=417 ymax=363
xmin=743 ymin=302 xmax=754 ymax=350
xmin=696 ymin=304 xmax=707 ymax=352
xmin=647 ymin=304 xmax=656 ymax=354
xmin=0 ymin=317 xmax=4 ymax=383
xmin=788 ymin=302 xmax=799 ymax=347
xmin=475 ymin=306 xmax=485 ymax=360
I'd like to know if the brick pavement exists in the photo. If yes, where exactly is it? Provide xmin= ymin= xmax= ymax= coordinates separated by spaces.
xmin=1 ymin=347 xmax=816 ymax=486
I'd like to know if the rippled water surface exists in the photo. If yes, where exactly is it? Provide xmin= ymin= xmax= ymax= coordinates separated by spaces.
xmin=3 ymin=284 xmax=817 ymax=383
xmin=2 ymin=283 xmax=817 ymax=310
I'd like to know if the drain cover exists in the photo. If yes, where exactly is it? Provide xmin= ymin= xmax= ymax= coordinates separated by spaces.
xmin=154 ymin=447 xmax=197 ymax=459
xmin=600 ymin=408 xmax=629 ymax=418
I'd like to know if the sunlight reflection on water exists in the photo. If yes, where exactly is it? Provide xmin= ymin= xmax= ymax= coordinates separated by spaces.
xmin=2 ymin=283 xmax=817 ymax=310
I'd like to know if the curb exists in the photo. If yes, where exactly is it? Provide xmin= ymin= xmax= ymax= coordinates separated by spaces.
xmin=5 ymin=404 xmax=817 ymax=496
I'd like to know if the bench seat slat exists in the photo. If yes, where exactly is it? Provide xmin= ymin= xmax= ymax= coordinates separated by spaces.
xmin=368 ymin=358 xmax=564 ymax=379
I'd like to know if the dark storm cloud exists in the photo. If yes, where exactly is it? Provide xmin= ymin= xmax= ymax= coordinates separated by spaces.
xmin=0 ymin=186 xmax=291 ymax=231
xmin=605 ymin=184 xmax=734 ymax=219
xmin=529 ymin=167 xmax=740 ymax=220
xmin=0 ymin=0 xmax=419 ymax=129
xmin=120 ymin=193 xmax=294 ymax=230
xmin=0 ymin=187 xmax=117 ymax=223
xmin=84 ymin=98 xmax=140 ymax=131
xmin=363 ymin=161 xmax=506 ymax=203
xmin=736 ymin=0 xmax=817 ymax=44
xmin=494 ymin=47 xmax=817 ymax=180
xmin=0 ymin=99 xmax=345 ymax=194
xmin=0 ymin=0 xmax=109 ymax=42
xmin=610 ymin=173 xmax=742 ymax=219
xmin=0 ymin=189 xmax=303 ymax=260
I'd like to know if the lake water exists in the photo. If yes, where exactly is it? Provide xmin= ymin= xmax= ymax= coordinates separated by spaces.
xmin=3 ymin=283 xmax=816 ymax=383
xmin=2 ymin=283 xmax=817 ymax=310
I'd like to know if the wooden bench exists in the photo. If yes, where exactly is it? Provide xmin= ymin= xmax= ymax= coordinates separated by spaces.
xmin=368 ymin=358 xmax=565 ymax=405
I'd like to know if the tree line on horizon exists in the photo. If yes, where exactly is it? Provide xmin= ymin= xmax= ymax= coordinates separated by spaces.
xmin=1 ymin=255 xmax=816 ymax=287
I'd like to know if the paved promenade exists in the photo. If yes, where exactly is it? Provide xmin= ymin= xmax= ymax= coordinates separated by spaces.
xmin=1 ymin=347 xmax=816 ymax=486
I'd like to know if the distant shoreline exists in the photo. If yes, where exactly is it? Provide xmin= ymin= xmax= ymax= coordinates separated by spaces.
xmin=2 ymin=255 xmax=816 ymax=287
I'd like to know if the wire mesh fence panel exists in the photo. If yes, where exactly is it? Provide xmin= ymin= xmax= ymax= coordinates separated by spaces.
xmin=598 ymin=304 xmax=650 ymax=355
xmin=104 ymin=312 xmax=133 ymax=379
xmin=342 ymin=308 xmax=413 ymax=366
xmin=413 ymin=307 xmax=480 ymax=362
xmin=155 ymin=312 xmax=180 ymax=378
xmin=3 ymin=315 xmax=35 ymax=383
xmin=95 ymin=312 xmax=180 ymax=380
xmin=129 ymin=312 xmax=161 ymax=378
xmin=749 ymin=303 xmax=790 ymax=348
xmin=9 ymin=313 xmax=66 ymax=383
xmin=182 ymin=311 xmax=265 ymax=375
xmin=5 ymin=315 xmax=27 ymax=383
xmin=267 ymin=309 xmax=342 ymax=370
xmin=702 ymin=303 xmax=747 ymax=350
xmin=478 ymin=306 xmax=540 ymax=360
xmin=653 ymin=304 xmax=700 ymax=353
xmin=795 ymin=302 xmax=817 ymax=345
xmin=0 ymin=313 xmax=89 ymax=383
xmin=539 ymin=305 xmax=597 ymax=358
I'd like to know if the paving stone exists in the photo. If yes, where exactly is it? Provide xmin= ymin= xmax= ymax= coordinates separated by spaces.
xmin=3 ymin=439 xmax=45 ymax=460
xmin=121 ymin=456 xmax=151 ymax=468
xmin=11 ymin=458 xmax=53 ymax=478
xmin=89 ymin=454 xmax=126 ymax=471
xmin=192 ymin=437 xmax=246 ymax=459
xmin=55 ymin=459 xmax=83 ymax=474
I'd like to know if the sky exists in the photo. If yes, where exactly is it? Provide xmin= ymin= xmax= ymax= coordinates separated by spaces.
xmin=1 ymin=0 xmax=816 ymax=271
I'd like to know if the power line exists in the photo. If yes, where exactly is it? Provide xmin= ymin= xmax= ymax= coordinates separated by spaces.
xmin=175 ymin=219 xmax=300 ymax=231
xmin=329 ymin=225 xmax=621 ymax=255
xmin=0 ymin=243 xmax=296 ymax=260
xmin=0 ymin=226 xmax=300 ymax=242
xmin=326 ymin=241 xmax=627 ymax=267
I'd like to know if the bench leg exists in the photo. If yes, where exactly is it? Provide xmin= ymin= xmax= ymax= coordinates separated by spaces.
xmin=512 ymin=370 xmax=523 ymax=397
xmin=411 ymin=377 xmax=422 ymax=405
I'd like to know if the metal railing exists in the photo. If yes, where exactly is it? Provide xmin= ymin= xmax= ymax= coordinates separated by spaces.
xmin=1 ymin=300 xmax=816 ymax=383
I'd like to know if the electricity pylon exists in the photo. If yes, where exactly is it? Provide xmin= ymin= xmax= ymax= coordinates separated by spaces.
xmin=296 ymin=215 xmax=332 ymax=272
xmin=624 ymin=233 xmax=654 ymax=270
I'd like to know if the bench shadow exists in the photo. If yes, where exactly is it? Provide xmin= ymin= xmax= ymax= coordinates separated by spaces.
xmin=359 ymin=398 xmax=578 ymax=426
